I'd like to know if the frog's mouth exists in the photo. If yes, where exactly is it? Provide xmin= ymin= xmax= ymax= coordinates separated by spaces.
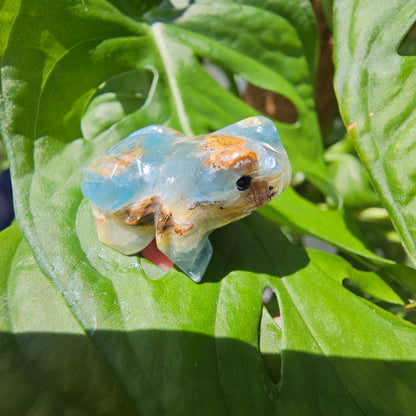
xmin=239 ymin=161 xmax=290 ymax=207
xmin=248 ymin=174 xmax=284 ymax=208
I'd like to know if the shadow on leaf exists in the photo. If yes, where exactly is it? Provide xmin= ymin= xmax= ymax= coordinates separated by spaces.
xmin=2 ymin=329 xmax=416 ymax=415
xmin=205 ymin=213 xmax=310 ymax=283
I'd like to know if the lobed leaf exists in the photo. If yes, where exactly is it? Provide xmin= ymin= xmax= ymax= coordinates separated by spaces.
xmin=307 ymin=248 xmax=404 ymax=305
xmin=0 ymin=223 xmax=139 ymax=415
xmin=262 ymin=187 xmax=416 ymax=294
xmin=0 ymin=0 xmax=329 ymax=335
xmin=1 ymin=1 xmax=416 ymax=414
xmin=2 ymin=217 xmax=416 ymax=414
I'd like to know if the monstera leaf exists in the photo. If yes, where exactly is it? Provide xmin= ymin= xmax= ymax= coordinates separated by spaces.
xmin=0 ymin=0 xmax=327 ymax=331
xmin=334 ymin=0 xmax=416 ymax=265
xmin=3 ymin=217 xmax=416 ymax=415
xmin=1 ymin=0 xmax=416 ymax=414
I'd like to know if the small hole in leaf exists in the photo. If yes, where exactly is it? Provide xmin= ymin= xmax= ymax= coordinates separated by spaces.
xmin=398 ymin=21 xmax=416 ymax=56
xmin=242 ymin=83 xmax=298 ymax=124
xmin=293 ymin=178 xmax=327 ymax=205
xmin=302 ymin=235 xmax=338 ymax=254
xmin=342 ymin=277 xmax=367 ymax=299
xmin=259 ymin=287 xmax=282 ymax=385
xmin=170 ymin=0 xmax=190 ymax=8
xmin=81 ymin=69 xmax=154 ymax=140
xmin=199 ymin=57 xmax=242 ymax=96
xmin=263 ymin=287 xmax=281 ymax=319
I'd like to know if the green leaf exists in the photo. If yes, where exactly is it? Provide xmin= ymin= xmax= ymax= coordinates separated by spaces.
xmin=319 ymin=0 xmax=334 ymax=31
xmin=398 ymin=23 xmax=416 ymax=56
xmin=261 ymin=186 xmax=383 ymax=262
xmin=0 ymin=135 xmax=8 ymax=172
xmin=0 ymin=221 xmax=22 ymax=328
xmin=108 ymin=0 xmax=161 ymax=19
xmin=0 ymin=0 xmax=18 ymax=59
xmin=325 ymin=138 xmax=379 ymax=208
xmin=0 ymin=223 xmax=140 ymax=415
xmin=307 ymin=248 xmax=404 ymax=305
xmin=259 ymin=304 xmax=282 ymax=384
xmin=2 ymin=1 xmax=416 ymax=413
xmin=0 ymin=0 xmax=328 ymax=334
xmin=2 ymin=218 xmax=416 ymax=414
xmin=261 ymin=187 xmax=416 ymax=293
xmin=1 ymin=0 xmax=330 ymax=204
xmin=81 ymin=69 xmax=154 ymax=140
xmin=334 ymin=0 xmax=416 ymax=265
xmin=169 ymin=0 xmax=331 ymax=191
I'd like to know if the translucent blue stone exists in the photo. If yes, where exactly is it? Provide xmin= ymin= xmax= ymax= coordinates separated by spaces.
xmin=82 ymin=116 xmax=291 ymax=282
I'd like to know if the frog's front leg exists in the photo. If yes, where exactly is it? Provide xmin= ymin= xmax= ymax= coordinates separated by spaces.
xmin=155 ymin=206 xmax=213 ymax=282
xmin=171 ymin=237 xmax=213 ymax=282
xmin=158 ymin=233 xmax=213 ymax=282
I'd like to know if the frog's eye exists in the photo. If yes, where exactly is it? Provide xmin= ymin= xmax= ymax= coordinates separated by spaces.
xmin=236 ymin=175 xmax=252 ymax=191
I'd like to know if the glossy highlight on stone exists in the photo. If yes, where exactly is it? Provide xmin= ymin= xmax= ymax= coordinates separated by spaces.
xmin=82 ymin=116 xmax=291 ymax=282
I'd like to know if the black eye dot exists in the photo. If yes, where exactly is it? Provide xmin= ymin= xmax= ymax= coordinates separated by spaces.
xmin=236 ymin=175 xmax=252 ymax=191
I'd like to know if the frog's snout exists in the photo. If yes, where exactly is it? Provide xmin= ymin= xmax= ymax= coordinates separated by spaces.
xmin=249 ymin=178 xmax=272 ymax=207
xmin=248 ymin=173 xmax=284 ymax=208
xmin=248 ymin=162 xmax=291 ymax=208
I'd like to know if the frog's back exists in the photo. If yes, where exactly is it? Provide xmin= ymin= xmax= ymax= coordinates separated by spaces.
xmin=82 ymin=125 xmax=185 ymax=211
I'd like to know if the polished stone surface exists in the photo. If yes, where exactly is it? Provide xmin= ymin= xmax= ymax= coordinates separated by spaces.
xmin=82 ymin=116 xmax=291 ymax=281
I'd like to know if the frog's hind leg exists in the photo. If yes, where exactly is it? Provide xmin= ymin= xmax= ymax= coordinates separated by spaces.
xmin=154 ymin=204 xmax=213 ymax=281
xmin=92 ymin=204 xmax=154 ymax=255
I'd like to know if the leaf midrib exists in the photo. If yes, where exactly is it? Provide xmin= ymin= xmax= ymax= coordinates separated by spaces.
xmin=150 ymin=23 xmax=193 ymax=136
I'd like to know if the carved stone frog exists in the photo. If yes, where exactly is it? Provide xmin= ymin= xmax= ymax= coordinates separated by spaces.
xmin=82 ymin=116 xmax=291 ymax=281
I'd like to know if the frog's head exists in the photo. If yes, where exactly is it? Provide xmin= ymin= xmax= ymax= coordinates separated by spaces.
xmin=193 ymin=116 xmax=291 ymax=228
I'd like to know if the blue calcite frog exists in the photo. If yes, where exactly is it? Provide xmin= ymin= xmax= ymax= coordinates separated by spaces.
xmin=82 ymin=116 xmax=291 ymax=282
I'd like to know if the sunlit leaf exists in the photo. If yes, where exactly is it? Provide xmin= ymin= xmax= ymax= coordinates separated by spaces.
xmin=0 ymin=0 xmax=328 ymax=334
xmin=1 ymin=1 xmax=416 ymax=414
xmin=2 ymin=218 xmax=416 ymax=414
xmin=334 ymin=0 xmax=416 ymax=265
xmin=307 ymin=248 xmax=404 ymax=305
xmin=261 ymin=187 xmax=416 ymax=293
